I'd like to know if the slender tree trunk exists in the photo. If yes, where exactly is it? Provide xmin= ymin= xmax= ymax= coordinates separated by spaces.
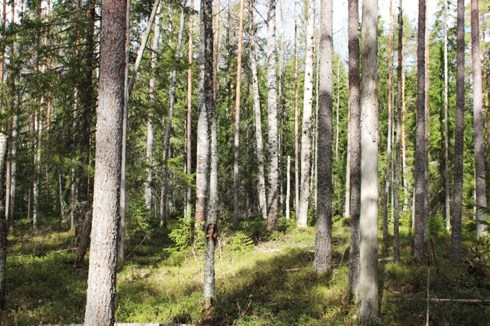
xmin=443 ymin=0 xmax=450 ymax=231
xmin=286 ymin=156 xmax=290 ymax=220
xmin=359 ymin=0 xmax=379 ymax=322
xmin=266 ymin=0 xmax=279 ymax=232
xmin=394 ymin=0 xmax=404 ymax=262
xmin=0 ymin=134 xmax=8 ymax=309
xmin=7 ymin=113 xmax=17 ymax=228
xmin=212 ymin=0 xmax=220 ymax=101
xmin=414 ymin=0 xmax=427 ymax=264
xmin=145 ymin=8 xmax=161 ymax=211
xmin=424 ymin=3 xmax=430 ymax=239
xmin=161 ymin=3 xmax=186 ymax=228
xmin=383 ymin=0 xmax=394 ymax=255
xmin=232 ymin=0 xmax=245 ymax=228
xmin=250 ymin=0 xmax=267 ymax=220
xmin=297 ymin=0 xmax=315 ymax=228
xmin=83 ymin=0 xmax=127 ymax=322
xmin=335 ymin=61 xmax=340 ymax=161
xmin=348 ymin=0 xmax=361 ymax=300
xmin=294 ymin=17 xmax=300 ymax=216
xmin=200 ymin=0 xmax=215 ymax=314
xmin=314 ymin=0 xmax=333 ymax=274
xmin=185 ymin=0 xmax=195 ymax=221
xmin=471 ymin=0 xmax=487 ymax=237
xmin=451 ymin=0 xmax=465 ymax=262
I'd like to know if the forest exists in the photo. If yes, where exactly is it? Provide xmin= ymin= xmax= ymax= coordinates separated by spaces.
xmin=0 ymin=0 xmax=489 ymax=324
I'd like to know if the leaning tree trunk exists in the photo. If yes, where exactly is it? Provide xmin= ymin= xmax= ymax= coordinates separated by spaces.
xmin=83 ymin=0 xmax=127 ymax=322
xmin=232 ymin=0 xmax=245 ymax=229
xmin=297 ymin=0 xmax=315 ymax=228
xmin=0 ymin=134 xmax=8 ymax=309
xmin=471 ymin=0 xmax=487 ymax=238
xmin=250 ymin=0 xmax=267 ymax=221
xmin=414 ymin=0 xmax=427 ymax=264
xmin=451 ymin=0 xmax=465 ymax=262
xmin=347 ymin=0 xmax=361 ymax=301
xmin=313 ymin=0 xmax=333 ymax=274
xmin=266 ymin=0 xmax=279 ymax=232
xmin=161 ymin=2 xmax=186 ymax=228
xmin=359 ymin=0 xmax=379 ymax=322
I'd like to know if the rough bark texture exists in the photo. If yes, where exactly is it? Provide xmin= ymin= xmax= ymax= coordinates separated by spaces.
xmin=359 ymin=0 xmax=379 ymax=322
xmin=471 ymin=0 xmax=487 ymax=237
xmin=297 ymin=0 xmax=315 ymax=228
xmin=200 ymin=0 xmax=215 ymax=313
xmin=451 ymin=0 xmax=465 ymax=262
xmin=232 ymin=0 xmax=245 ymax=228
xmin=414 ymin=0 xmax=427 ymax=264
xmin=394 ymin=0 xmax=403 ymax=263
xmin=266 ymin=0 xmax=279 ymax=232
xmin=83 ymin=0 xmax=126 ymax=323
xmin=0 ymin=134 xmax=8 ymax=309
xmin=313 ymin=0 xmax=333 ymax=274
xmin=250 ymin=0 xmax=267 ymax=221
xmin=195 ymin=0 xmax=213 ymax=226
xmin=294 ymin=19 xmax=299 ymax=216
xmin=161 ymin=3 xmax=185 ymax=228
xmin=443 ymin=0 xmax=450 ymax=231
xmin=7 ymin=113 xmax=17 ymax=228
xmin=348 ymin=0 xmax=361 ymax=300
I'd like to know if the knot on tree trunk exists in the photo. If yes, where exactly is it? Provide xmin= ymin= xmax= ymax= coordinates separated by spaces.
xmin=205 ymin=223 xmax=218 ymax=244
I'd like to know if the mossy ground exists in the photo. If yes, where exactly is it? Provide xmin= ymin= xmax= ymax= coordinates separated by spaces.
xmin=0 ymin=216 xmax=489 ymax=325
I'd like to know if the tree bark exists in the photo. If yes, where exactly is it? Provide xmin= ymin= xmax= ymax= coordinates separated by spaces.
xmin=471 ymin=0 xmax=487 ymax=237
xmin=359 ymin=0 xmax=379 ymax=322
xmin=250 ymin=0 xmax=267 ymax=221
xmin=348 ymin=0 xmax=361 ymax=300
xmin=185 ymin=0 xmax=195 ymax=221
xmin=161 ymin=2 xmax=186 ymax=228
xmin=451 ymin=0 xmax=465 ymax=262
xmin=266 ymin=0 xmax=279 ymax=232
xmin=414 ymin=0 xmax=427 ymax=264
xmin=84 ymin=0 xmax=127 ymax=323
xmin=232 ymin=0 xmax=245 ymax=228
xmin=314 ymin=0 xmax=333 ymax=274
xmin=294 ymin=16 xmax=300 ymax=216
xmin=0 ymin=134 xmax=8 ymax=309
xmin=297 ymin=0 xmax=315 ymax=228
xmin=443 ymin=0 xmax=450 ymax=231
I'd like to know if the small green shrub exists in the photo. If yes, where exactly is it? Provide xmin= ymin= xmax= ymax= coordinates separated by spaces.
xmin=228 ymin=231 xmax=254 ymax=252
xmin=168 ymin=217 xmax=193 ymax=250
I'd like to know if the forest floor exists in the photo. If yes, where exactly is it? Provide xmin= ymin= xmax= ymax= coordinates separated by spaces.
xmin=1 ymin=216 xmax=490 ymax=325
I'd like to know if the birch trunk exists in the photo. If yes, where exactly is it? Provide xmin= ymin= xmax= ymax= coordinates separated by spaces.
xmin=83 ymin=0 xmax=127 ymax=321
xmin=8 ymin=113 xmax=17 ymax=228
xmin=294 ymin=17 xmax=300 ymax=216
xmin=348 ymin=0 xmax=361 ymax=300
xmin=359 ymin=0 xmax=379 ymax=321
xmin=297 ymin=0 xmax=315 ymax=228
xmin=471 ymin=0 xmax=487 ymax=237
xmin=161 ymin=3 xmax=186 ymax=228
xmin=250 ymin=0 xmax=267 ymax=220
xmin=232 ymin=0 xmax=245 ymax=228
xmin=185 ymin=0 xmax=195 ymax=221
xmin=314 ymin=0 xmax=333 ymax=274
xmin=266 ymin=0 xmax=279 ymax=232
xmin=286 ymin=156 xmax=290 ymax=220
xmin=414 ymin=0 xmax=427 ymax=264
xmin=451 ymin=0 xmax=465 ymax=261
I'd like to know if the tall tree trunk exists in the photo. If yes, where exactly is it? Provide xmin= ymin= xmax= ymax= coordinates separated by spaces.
xmin=232 ymin=0 xmax=245 ymax=228
xmin=212 ymin=0 xmax=220 ymax=101
xmin=161 ymin=3 xmax=186 ymax=228
xmin=0 ymin=134 xmax=8 ymax=309
xmin=7 ymin=113 xmax=17 ymax=228
xmin=185 ymin=0 xmax=195 ymax=221
xmin=394 ymin=0 xmax=404 ymax=262
xmin=286 ymin=156 xmax=290 ymax=220
xmin=297 ymin=0 xmax=315 ymax=228
xmin=145 ymin=8 xmax=161 ymax=211
xmin=83 ymin=0 xmax=127 ymax=322
xmin=200 ymin=0 xmax=215 ymax=314
xmin=250 ymin=0 xmax=267 ymax=220
xmin=414 ymin=0 xmax=427 ymax=264
xmin=451 ymin=0 xmax=465 ymax=262
xmin=443 ymin=0 xmax=450 ymax=231
xmin=314 ymin=0 xmax=333 ymax=274
xmin=266 ymin=0 xmax=279 ymax=232
xmin=424 ymin=2 xmax=430 ymax=240
xmin=383 ymin=0 xmax=394 ymax=255
xmin=471 ymin=0 xmax=487 ymax=237
xmin=294 ymin=16 xmax=300 ymax=216
xmin=359 ymin=0 xmax=379 ymax=321
xmin=348 ymin=0 xmax=361 ymax=300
